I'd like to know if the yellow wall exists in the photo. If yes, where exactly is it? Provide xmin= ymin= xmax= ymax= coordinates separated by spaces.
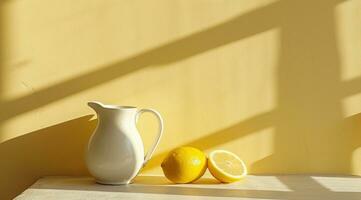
xmin=1 ymin=0 xmax=361 ymax=199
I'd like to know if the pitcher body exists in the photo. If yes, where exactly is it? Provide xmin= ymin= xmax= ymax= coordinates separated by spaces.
xmin=86 ymin=102 xmax=163 ymax=185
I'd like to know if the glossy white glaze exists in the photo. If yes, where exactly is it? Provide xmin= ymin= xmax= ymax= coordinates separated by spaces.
xmin=86 ymin=101 xmax=163 ymax=185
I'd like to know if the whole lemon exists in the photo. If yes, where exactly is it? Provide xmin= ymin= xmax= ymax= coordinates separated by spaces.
xmin=161 ymin=146 xmax=207 ymax=183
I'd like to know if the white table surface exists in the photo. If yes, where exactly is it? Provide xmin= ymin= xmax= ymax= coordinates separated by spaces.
xmin=14 ymin=175 xmax=361 ymax=200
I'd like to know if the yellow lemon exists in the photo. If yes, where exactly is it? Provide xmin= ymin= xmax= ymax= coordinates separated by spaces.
xmin=161 ymin=146 xmax=207 ymax=183
xmin=208 ymin=150 xmax=247 ymax=183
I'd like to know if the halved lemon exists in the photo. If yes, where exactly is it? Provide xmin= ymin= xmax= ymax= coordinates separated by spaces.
xmin=208 ymin=150 xmax=247 ymax=183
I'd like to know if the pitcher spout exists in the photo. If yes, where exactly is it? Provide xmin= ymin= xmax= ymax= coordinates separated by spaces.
xmin=88 ymin=101 xmax=106 ymax=113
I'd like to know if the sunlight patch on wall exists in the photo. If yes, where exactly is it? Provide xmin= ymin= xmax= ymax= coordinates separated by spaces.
xmin=107 ymin=27 xmax=280 ymax=155
xmin=352 ymin=147 xmax=361 ymax=176
xmin=1 ymin=0 xmax=281 ymax=101
xmin=341 ymin=93 xmax=361 ymax=118
xmin=205 ymin=127 xmax=275 ymax=171
xmin=335 ymin=0 xmax=361 ymax=81
xmin=165 ymin=0 xmax=279 ymax=40
xmin=169 ymin=27 xmax=280 ymax=141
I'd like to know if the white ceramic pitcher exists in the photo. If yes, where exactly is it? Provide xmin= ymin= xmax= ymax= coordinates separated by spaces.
xmin=86 ymin=101 xmax=163 ymax=185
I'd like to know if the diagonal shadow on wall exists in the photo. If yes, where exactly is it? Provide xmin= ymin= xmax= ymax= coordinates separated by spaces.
xmin=251 ymin=0 xmax=360 ymax=174
xmin=0 ymin=2 xmax=284 ymax=199
xmin=0 ymin=116 xmax=96 ymax=200
xmin=1 ymin=0 xmax=361 ymax=199
xmin=143 ymin=0 xmax=361 ymax=175
xmin=0 ymin=1 xmax=282 ymax=123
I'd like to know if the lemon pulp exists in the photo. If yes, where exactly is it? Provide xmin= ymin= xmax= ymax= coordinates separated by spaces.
xmin=208 ymin=150 xmax=247 ymax=183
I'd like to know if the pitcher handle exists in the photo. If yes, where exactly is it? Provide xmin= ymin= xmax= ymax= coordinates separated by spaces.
xmin=135 ymin=108 xmax=164 ymax=166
